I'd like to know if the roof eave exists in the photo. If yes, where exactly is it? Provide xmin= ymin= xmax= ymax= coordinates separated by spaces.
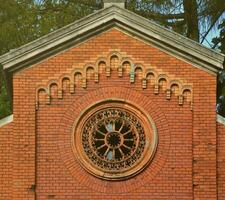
xmin=0 ymin=114 xmax=13 ymax=128
xmin=217 ymin=114 xmax=225 ymax=125
xmin=0 ymin=5 xmax=224 ymax=74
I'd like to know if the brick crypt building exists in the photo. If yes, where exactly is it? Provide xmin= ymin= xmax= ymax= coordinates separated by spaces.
xmin=0 ymin=1 xmax=225 ymax=199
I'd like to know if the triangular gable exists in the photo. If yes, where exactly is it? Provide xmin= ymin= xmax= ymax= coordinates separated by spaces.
xmin=0 ymin=5 xmax=224 ymax=98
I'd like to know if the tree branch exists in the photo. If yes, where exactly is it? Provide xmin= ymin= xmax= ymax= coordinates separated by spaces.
xmin=164 ymin=19 xmax=186 ymax=27
xmin=135 ymin=10 xmax=185 ymax=20
xmin=200 ymin=11 xmax=224 ymax=44
xmin=37 ymin=0 xmax=99 ymax=13
xmin=212 ymin=39 xmax=221 ymax=49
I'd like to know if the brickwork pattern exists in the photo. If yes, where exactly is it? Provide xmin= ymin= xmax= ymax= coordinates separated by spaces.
xmin=35 ymin=51 xmax=193 ymax=110
xmin=0 ymin=123 xmax=13 ymax=200
xmin=0 ymin=28 xmax=219 ymax=199
xmin=217 ymin=122 xmax=225 ymax=200
xmin=37 ymin=79 xmax=192 ymax=199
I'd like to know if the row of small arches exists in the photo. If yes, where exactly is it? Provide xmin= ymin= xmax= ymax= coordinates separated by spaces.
xmin=36 ymin=52 xmax=193 ymax=109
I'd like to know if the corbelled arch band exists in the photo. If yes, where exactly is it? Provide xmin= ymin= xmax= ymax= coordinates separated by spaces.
xmin=35 ymin=51 xmax=193 ymax=110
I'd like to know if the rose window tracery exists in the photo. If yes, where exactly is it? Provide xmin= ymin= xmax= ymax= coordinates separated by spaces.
xmin=73 ymin=100 xmax=157 ymax=180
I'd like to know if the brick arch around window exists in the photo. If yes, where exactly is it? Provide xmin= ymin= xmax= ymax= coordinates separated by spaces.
xmin=57 ymin=87 xmax=171 ymax=193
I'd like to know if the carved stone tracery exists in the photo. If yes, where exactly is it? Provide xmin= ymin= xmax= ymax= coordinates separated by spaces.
xmin=73 ymin=100 xmax=158 ymax=180
xmin=83 ymin=108 xmax=145 ymax=170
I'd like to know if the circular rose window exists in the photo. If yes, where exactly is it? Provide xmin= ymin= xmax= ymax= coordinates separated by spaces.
xmin=73 ymin=100 xmax=157 ymax=180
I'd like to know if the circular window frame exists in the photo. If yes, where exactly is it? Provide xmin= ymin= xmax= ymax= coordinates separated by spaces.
xmin=72 ymin=99 xmax=158 ymax=180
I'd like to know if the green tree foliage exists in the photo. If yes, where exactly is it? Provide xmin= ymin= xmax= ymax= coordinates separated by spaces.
xmin=0 ymin=0 xmax=102 ymax=56
xmin=0 ymin=65 xmax=11 ymax=118
xmin=127 ymin=0 xmax=225 ymax=43
xmin=0 ymin=0 xmax=224 ymax=119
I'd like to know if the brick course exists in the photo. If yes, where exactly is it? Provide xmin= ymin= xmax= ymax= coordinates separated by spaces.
xmin=0 ymin=123 xmax=13 ymax=200
xmin=217 ymin=122 xmax=225 ymax=200
xmin=0 ymin=28 xmax=224 ymax=199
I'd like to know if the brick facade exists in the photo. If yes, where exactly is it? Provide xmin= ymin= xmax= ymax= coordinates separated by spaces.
xmin=0 ymin=28 xmax=224 ymax=200
xmin=0 ymin=122 xmax=13 ymax=200
xmin=218 ymin=122 xmax=225 ymax=200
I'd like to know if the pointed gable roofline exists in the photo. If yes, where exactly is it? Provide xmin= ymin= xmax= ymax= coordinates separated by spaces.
xmin=1 ymin=5 xmax=224 ymax=73
xmin=0 ymin=5 xmax=224 ymax=98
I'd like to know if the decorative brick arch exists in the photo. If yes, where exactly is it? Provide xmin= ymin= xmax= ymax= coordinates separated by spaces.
xmin=57 ymin=87 xmax=171 ymax=193
xmin=35 ymin=51 xmax=193 ymax=110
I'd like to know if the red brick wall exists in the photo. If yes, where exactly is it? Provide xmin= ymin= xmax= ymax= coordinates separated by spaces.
xmin=36 ymin=84 xmax=192 ymax=200
xmin=0 ymin=28 xmax=219 ymax=199
xmin=217 ymin=122 xmax=225 ymax=200
xmin=0 ymin=122 xmax=13 ymax=200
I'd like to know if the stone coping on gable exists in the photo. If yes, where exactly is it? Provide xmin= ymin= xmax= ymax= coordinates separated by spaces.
xmin=0 ymin=5 xmax=224 ymax=73
xmin=217 ymin=114 xmax=225 ymax=126
xmin=0 ymin=5 xmax=224 ymax=104
xmin=0 ymin=114 xmax=13 ymax=128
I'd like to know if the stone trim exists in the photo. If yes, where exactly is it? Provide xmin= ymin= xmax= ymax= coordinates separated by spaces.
xmin=72 ymin=99 xmax=158 ymax=180
xmin=36 ymin=51 xmax=193 ymax=110
xmin=0 ymin=114 xmax=13 ymax=128
xmin=0 ymin=5 xmax=223 ymax=73
xmin=217 ymin=114 xmax=225 ymax=125
xmin=0 ymin=5 xmax=224 ymax=104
